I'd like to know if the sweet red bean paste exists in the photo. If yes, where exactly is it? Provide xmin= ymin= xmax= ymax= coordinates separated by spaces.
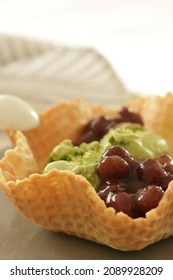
xmin=77 ymin=107 xmax=173 ymax=218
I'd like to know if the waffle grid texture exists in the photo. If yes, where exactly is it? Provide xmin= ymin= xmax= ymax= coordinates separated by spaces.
xmin=1 ymin=95 xmax=173 ymax=251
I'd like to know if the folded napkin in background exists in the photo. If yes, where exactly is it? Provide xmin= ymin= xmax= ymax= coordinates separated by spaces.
xmin=0 ymin=33 xmax=134 ymax=152
xmin=0 ymin=34 xmax=132 ymax=111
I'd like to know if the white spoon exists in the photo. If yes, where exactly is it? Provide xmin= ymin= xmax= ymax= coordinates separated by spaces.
xmin=0 ymin=94 xmax=39 ymax=130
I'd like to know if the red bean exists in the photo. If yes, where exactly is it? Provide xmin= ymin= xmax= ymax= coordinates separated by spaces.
xmin=136 ymin=185 xmax=164 ymax=215
xmin=90 ymin=116 xmax=109 ymax=135
xmin=107 ymin=192 xmax=134 ymax=217
xmin=156 ymin=155 xmax=173 ymax=173
xmin=98 ymin=155 xmax=129 ymax=180
xmin=137 ymin=158 xmax=167 ymax=186
xmin=98 ymin=183 xmax=124 ymax=201
xmin=118 ymin=107 xmax=144 ymax=125
xmin=102 ymin=145 xmax=132 ymax=163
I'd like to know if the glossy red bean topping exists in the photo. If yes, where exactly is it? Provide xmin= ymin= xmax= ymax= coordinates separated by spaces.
xmin=137 ymin=158 xmax=172 ymax=191
xmin=73 ymin=107 xmax=172 ymax=218
xmin=97 ymin=145 xmax=173 ymax=218
xmin=75 ymin=107 xmax=143 ymax=145
xmin=98 ymin=182 xmax=134 ymax=217
xmin=108 ymin=192 xmax=134 ymax=218
xmin=98 ymin=155 xmax=129 ymax=180
xmin=156 ymin=154 xmax=173 ymax=173
xmin=136 ymin=185 xmax=164 ymax=216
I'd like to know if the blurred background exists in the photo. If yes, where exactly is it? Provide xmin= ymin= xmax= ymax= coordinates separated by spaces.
xmin=0 ymin=0 xmax=173 ymax=105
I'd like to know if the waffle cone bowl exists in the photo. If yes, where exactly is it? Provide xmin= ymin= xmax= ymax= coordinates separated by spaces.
xmin=1 ymin=94 xmax=173 ymax=251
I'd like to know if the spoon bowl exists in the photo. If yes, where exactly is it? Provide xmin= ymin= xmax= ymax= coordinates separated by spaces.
xmin=0 ymin=94 xmax=39 ymax=130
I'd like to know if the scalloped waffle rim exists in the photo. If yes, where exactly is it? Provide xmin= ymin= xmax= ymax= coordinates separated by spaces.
xmin=1 ymin=95 xmax=173 ymax=251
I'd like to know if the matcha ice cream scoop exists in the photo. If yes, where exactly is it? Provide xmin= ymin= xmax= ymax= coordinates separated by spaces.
xmin=100 ymin=123 xmax=169 ymax=160
xmin=43 ymin=123 xmax=169 ymax=189
xmin=44 ymin=140 xmax=102 ymax=188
